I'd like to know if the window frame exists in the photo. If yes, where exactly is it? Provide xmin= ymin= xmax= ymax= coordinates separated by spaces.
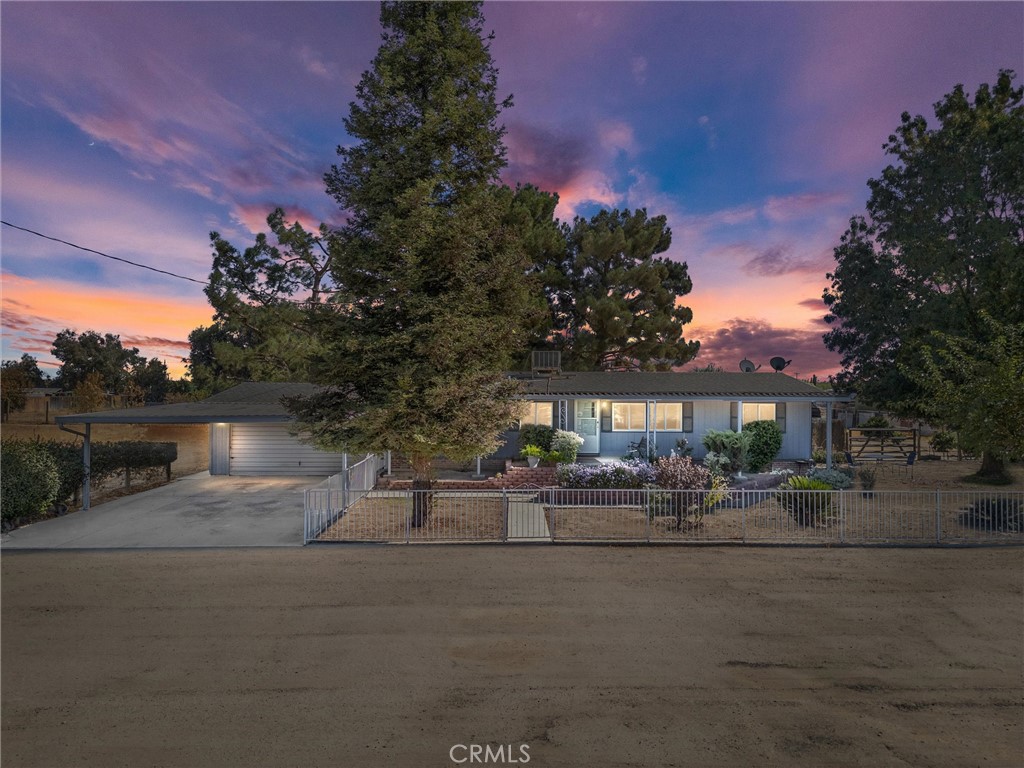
xmin=519 ymin=401 xmax=554 ymax=429
xmin=611 ymin=401 xmax=647 ymax=431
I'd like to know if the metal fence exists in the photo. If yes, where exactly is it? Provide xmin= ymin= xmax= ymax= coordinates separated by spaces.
xmin=303 ymin=453 xmax=385 ymax=542
xmin=304 ymin=485 xmax=1023 ymax=545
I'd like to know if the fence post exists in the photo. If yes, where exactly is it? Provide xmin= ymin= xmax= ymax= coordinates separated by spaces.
xmin=645 ymin=488 xmax=651 ymax=543
xmin=935 ymin=489 xmax=942 ymax=544
xmin=341 ymin=452 xmax=349 ymax=515
xmin=501 ymin=489 xmax=509 ymax=543
xmin=741 ymin=494 xmax=747 ymax=543
xmin=839 ymin=490 xmax=846 ymax=544
xmin=303 ymin=489 xmax=309 ymax=544
xmin=406 ymin=492 xmax=412 ymax=544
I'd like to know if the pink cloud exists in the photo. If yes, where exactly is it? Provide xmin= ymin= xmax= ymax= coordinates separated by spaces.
xmin=689 ymin=317 xmax=841 ymax=378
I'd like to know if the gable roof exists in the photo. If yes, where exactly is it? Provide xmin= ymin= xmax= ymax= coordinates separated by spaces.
xmin=55 ymin=382 xmax=322 ymax=425
xmin=515 ymin=371 xmax=849 ymax=400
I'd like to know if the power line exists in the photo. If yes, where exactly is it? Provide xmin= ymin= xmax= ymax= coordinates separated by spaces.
xmin=1 ymin=220 xmax=210 ymax=286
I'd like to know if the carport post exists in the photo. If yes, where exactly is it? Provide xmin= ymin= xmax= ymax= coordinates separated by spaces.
xmin=385 ymin=450 xmax=392 ymax=476
xmin=83 ymin=423 xmax=91 ymax=510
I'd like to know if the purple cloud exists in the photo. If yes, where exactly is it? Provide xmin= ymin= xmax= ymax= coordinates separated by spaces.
xmin=691 ymin=317 xmax=841 ymax=377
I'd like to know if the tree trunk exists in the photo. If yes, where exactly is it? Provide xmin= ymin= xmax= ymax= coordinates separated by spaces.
xmin=409 ymin=455 xmax=434 ymax=528
xmin=975 ymin=451 xmax=1010 ymax=483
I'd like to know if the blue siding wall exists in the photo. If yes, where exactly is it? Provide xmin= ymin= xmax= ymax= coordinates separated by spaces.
xmin=490 ymin=398 xmax=813 ymax=462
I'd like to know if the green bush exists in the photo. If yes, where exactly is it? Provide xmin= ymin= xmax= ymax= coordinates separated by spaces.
xmin=745 ymin=420 xmax=783 ymax=472
xmin=959 ymin=497 xmax=1022 ymax=533
xmin=1 ymin=440 xmax=59 ymax=524
xmin=549 ymin=430 xmax=584 ymax=463
xmin=37 ymin=441 xmax=86 ymax=504
xmin=777 ymin=476 xmax=835 ymax=527
xmin=702 ymin=429 xmax=751 ymax=475
xmin=517 ymin=424 xmax=555 ymax=453
xmin=806 ymin=467 xmax=853 ymax=490
xmin=929 ymin=430 xmax=957 ymax=453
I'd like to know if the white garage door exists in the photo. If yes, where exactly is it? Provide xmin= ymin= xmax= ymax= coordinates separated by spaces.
xmin=229 ymin=424 xmax=346 ymax=476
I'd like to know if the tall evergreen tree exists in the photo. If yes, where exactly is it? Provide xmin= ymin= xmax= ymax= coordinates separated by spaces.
xmin=291 ymin=1 xmax=538 ymax=513
xmin=542 ymin=208 xmax=699 ymax=370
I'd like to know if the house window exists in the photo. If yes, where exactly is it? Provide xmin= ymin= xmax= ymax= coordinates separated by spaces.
xmin=731 ymin=402 xmax=787 ymax=433
xmin=649 ymin=402 xmax=690 ymax=431
xmin=611 ymin=402 xmax=646 ymax=431
xmin=520 ymin=402 xmax=553 ymax=428
xmin=742 ymin=402 xmax=776 ymax=424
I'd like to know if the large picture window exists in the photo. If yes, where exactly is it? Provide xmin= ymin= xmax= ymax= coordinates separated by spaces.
xmin=520 ymin=402 xmax=553 ymax=428
xmin=612 ymin=402 xmax=646 ymax=431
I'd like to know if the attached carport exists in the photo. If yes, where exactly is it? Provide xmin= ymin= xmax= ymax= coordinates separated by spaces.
xmin=56 ymin=382 xmax=346 ymax=509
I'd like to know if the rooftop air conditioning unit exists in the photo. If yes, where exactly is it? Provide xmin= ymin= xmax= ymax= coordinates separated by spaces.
xmin=531 ymin=350 xmax=562 ymax=374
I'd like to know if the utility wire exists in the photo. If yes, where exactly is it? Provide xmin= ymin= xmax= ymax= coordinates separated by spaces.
xmin=1 ymin=220 xmax=210 ymax=286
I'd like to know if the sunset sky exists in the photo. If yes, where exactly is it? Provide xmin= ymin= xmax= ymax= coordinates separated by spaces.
xmin=2 ymin=2 xmax=1021 ymax=380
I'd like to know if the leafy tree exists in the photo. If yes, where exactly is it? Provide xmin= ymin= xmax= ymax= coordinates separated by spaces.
xmin=290 ymin=1 xmax=536 ymax=520
xmin=52 ymin=330 xmax=143 ymax=393
xmin=901 ymin=316 xmax=1023 ymax=482
xmin=71 ymin=372 xmax=107 ymax=412
xmin=824 ymin=70 xmax=1024 ymax=477
xmin=0 ymin=361 xmax=32 ymax=421
xmin=200 ymin=208 xmax=337 ymax=384
xmin=541 ymin=208 xmax=699 ymax=371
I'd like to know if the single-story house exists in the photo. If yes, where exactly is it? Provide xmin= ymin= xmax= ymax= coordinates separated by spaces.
xmin=57 ymin=374 xmax=852 ymax=507
xmin=493 ymin=370 xmax=852 ymax=462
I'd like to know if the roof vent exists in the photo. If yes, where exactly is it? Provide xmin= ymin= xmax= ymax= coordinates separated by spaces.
xmin=531 ymin=350 xmax=562 ymax=375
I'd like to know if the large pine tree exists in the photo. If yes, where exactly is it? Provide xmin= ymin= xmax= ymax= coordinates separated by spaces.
xmin=290 ymin=2 xmax=538 ymax=511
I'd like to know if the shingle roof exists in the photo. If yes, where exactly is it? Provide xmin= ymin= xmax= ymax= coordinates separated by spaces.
xmin=55 ymin=382 xmax=322 ymax=425
xmin=515 ymin=371 xmax=848 ymax=400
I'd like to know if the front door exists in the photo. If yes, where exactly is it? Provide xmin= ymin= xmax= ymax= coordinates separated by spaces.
xmin=575 ymin=399 xmax=600 ymax=455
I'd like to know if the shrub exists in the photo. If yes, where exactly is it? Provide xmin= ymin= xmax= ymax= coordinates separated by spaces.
xmin=806 ymin=467 xmax=853 ymax=490
xmin=549 ymin=430 xmax=584 ymax=464
xmin=651 ymin=474 xmax=730 ymax=530
xmin=929 ymin=430 xmax=957 ymax=453
xmin=812 ymin=448 xmax=847 ymax=466
xmin=673 ymin=438 xmax=693 ymax=457
xmin=958 ymin=497 xmax=1023 ymax=533
xmin=517 ymin=424 xmax=555 ymax=453
xmin=857 ymin=466 xmax=877 ymax=491
xmin=745 ymin=420 xmax=783 ymax=472
xmin=555 ymin=459 xmax=657 ymax=489
xmin=861 ymin=414 xmax=891 ymax=429
xmin=654 ymin=456 xmax=713 ymax=491
xmin=777 ymin=476 xmax=835 ymax=526
xmin=37 ymin=441 xmax=87 ymax=504
xmin=1 ymin=440 xmax=60 ymax=525
xmin=702 ymin=429 xmax=750 ymax=475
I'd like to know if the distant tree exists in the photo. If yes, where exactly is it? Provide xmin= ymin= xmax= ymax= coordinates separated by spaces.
xmin=290 ymin=1 xmax=536 ymax=520
xmin=902 ymin=316 xmax=1023 ymax=483
xmin=71 ymin=372 xmax=107 ymax=412
xmin=542 ymin=208 xmax=699 ymax=371
xmin=52 ymin=330 xmax=143 ymax=393
xmin=10 ymin=354 xmax=47 ymax=386
xmin=128 ymin=358 xmax=169 ymax=403
xmin=824 ymin=70 xmax=1024 ymax=478
xmin=690 ymin=363 xmax=724 ymax=372
xmin=0 ymin=361 xmax=32 ymax=421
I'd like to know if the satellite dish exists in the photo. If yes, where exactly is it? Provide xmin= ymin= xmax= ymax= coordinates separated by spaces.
xmin=769 ymin=356 xmax=792 ymax=372
xmin=739 ymin=358 xmax=760 ymax=373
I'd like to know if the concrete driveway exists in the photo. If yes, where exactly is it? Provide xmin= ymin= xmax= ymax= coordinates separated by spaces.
xmin=0 ymin=472 xmax=321 ymax=549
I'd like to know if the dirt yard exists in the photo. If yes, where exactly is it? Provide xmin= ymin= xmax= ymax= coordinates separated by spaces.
xmin=2 ymin=547 xmax=1021 ymax=768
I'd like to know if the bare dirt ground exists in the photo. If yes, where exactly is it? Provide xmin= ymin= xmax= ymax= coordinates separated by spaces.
xmin=2 ymin=547 xmax=1021 ymax=768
